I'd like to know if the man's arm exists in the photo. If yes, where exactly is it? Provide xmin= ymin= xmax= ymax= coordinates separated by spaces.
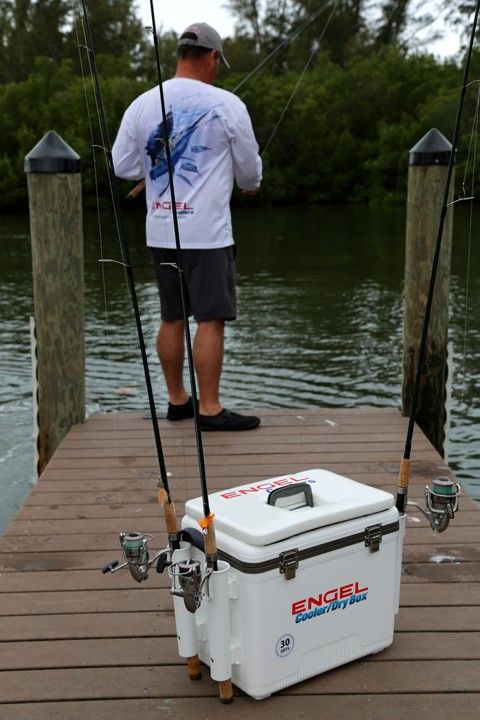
xmin=111 ymin=111 xmax=144 ymax=181
xmin=230 ymin=102 xmax=262 ymax=192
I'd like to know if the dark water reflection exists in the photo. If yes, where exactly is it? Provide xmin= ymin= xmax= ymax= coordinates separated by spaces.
xmin=1 ymin=204 xmax=479 ymax=532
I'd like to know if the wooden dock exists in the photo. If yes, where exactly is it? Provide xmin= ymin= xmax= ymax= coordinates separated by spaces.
xmin=1 ymin=407 xmax=479 ymax=719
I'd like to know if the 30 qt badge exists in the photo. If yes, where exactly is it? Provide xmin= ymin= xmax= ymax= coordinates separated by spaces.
xmin=276 ymin=634 xmax=294 ymax=657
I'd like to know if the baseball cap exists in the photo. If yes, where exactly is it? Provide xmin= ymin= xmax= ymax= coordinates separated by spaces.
xmin=177 ymin=22 xmax=230 ymax=68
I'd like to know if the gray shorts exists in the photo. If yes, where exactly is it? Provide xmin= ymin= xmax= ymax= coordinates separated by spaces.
xmin=150 ymin=246 xmax=237 ymax=322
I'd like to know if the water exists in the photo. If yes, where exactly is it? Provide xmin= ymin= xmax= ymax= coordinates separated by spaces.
xmin=1 ymin=204 xmax=479 ymax=533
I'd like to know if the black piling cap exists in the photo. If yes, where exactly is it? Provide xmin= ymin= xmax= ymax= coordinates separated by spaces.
xmin=24 ymin=130 xmax=81 ymax=174
xmin=409 ymin=128 xmax=453 ymax=166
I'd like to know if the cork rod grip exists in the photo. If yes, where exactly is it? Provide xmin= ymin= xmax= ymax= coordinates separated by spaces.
xmin=218 ymin=679 xmax=234 ymax=704
xmin=187 ymin=655 xmax=202 ymax=681
xmin=203 ymin=522 xmax=217 ymax=557
xmin=397 ymin=457 xmax=411 ymax=489
xmin=126 ymin=179 xmax=145 ymax=200
xmin=158 ymin=488 xmax=178 ymax=535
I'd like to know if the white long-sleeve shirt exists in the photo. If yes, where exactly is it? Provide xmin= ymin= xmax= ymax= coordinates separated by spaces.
xmin=112 ymin=77 xmax=262 ymax=249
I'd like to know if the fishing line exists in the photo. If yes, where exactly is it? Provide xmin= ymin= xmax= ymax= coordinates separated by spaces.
xmin=74 ymin=6 xmax=143 ymax=367
xmin=75 ymin=1 xmax=179 ymax=549
xmin=260 ymin=42 xmax=318 ymax=157
xmin=232 ymin=0 xmax=334 ymax=95
xmin=396 ymin=0 xmax=480 ymax=513
xmin=455 ymin=78 xmax=480 ymax=426
xmin=260 ymin=0 xmax=341 ymax=157
xmin=71 ymin=0 xmax=127 ymax=458
xmin=438 ymin=78 xmax=480 ymax=466
xmin=73 ymin=5 xmax=138 ymax=350
xmin=397 ymin=1 xmax=452 ymax=50
xmin=461 ymin=80 xmax=480 ymax=197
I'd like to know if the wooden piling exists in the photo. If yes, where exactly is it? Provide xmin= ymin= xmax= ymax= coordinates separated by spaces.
xmin=25 ymin=131 xmax=85 ymax=476
xmin=402 ymin=128 xmax=454 ymax=455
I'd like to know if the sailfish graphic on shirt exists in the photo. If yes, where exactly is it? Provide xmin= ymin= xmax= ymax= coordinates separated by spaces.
xmin=145 ymin=105 xmax=215 ymax=197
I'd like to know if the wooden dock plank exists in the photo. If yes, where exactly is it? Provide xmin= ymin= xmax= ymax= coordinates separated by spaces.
xmin=0 ymin=583 xmax=478 ymax=617
xmin=1 ymin=605 xmax=479 ymax=644
xmin=1 ymin=696 xmax=478 ymax=720
xmin=2 ymin=524 xmax=480 ymax=547
xmin=0 ymin=407 xmax=479 ymax=718
xmin=0 ymin=696 xmax=478 ymax=720
xmin=2 ymin=661 xmax=480 ymax=703
xmin=1 ymin=558 xmax=479 ymax=594
xmin=27 ymin=463 xmax=452 ymax=485
xmin=0 ymin=562 xmax=475 ymax=592
xmin=2 ymin=632 xmax=479 ymax=672
xmin=12 ymin=501 xmax=480 ymax=524
xmin=0 ymin=612 xmax=175 ymax=641
xmin=2 ymin=543 xmax=479 ymax=575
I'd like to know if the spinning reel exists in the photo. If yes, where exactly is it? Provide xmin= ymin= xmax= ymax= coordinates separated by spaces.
xmin=408 ymin=476 xmax=460 ymax=533
xmin=102 ymin=529 xmax=209 ymax=612
xmin=169 ymin=559 xmax=208 ymax=613
xmin=102 ymin=531 xmax=161 ymax=583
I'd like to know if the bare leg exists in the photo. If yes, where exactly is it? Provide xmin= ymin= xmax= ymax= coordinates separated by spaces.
xmin=193 ymin=320 xmax=224 ymax=416
xmin=156 ymin=320 xmax=189 ymax=405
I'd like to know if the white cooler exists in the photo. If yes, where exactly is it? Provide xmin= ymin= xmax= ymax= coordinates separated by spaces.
xmin=181 ymin=468 xmax=405 ymax=700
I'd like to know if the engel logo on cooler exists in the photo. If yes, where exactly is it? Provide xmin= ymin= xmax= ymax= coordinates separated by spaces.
xmin=292 ymin=581 xmax=369 ymax=623
xmin=220 ymin=476 xmax=313 ymax=500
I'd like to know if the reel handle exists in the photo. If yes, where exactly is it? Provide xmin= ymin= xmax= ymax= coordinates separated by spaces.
xmin=101 ymin=560 xmax=119 ymax=574
xmin=156 ymin=551 xmax=171 ymax=574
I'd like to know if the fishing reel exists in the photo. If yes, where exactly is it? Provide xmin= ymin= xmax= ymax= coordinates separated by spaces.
xmin=102 ymin=528 xmax=209 ymax=613
xmin=407 ymin=476 xmax=460 ymax=533
xmin=102 ymin=531 xmax=163 ymax=583
xmin=169 ymin=559 xmax=207 ymax=614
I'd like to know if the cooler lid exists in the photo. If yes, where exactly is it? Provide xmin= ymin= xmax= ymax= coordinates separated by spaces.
xmin=185 ymin=468 xmax=395 ymax=546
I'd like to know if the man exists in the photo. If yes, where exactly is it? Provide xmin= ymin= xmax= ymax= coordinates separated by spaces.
xmin=112 ymin=23 xmax=262 ymax=431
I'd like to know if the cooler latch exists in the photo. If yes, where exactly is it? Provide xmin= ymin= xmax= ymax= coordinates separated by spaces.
xmin=279 ymin=549 xmax=299 ymax=580
xmin=365 ymin=524 xmax=382 ymax=552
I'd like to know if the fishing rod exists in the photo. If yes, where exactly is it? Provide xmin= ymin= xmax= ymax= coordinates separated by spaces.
xmin=395 ymin=1 xmax=480 ymax=529
xmin=76 ymin=0 xmax=182 ymax=576
xmin=147 ymin=0 xmax=216 ymax=564
xmin=145 ymin=0 xmax=234 ymax=701
xmin=82 ymin=0 xmax=232 ymax=699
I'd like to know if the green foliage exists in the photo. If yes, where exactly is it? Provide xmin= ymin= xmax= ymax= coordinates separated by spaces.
xmin=226 ymin=2 xmax=425 ymax=68
xmin=224 ymin=46 xmax=464 ymax=205
xmin=0 ymin=1 xmax=149 ymax=83
xmin=0 ymin=55 xmax=148 ymax=207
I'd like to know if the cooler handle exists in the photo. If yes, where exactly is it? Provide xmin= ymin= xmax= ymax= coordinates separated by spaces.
xmin=267 ymin=483 xmax=314 ymax=510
